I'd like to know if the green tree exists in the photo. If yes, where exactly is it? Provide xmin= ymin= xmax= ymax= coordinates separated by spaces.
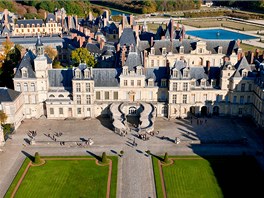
xmin=164 ymin=152 xmax=169 ymax=163
xmin=101 ymin=152 xmax=107 ymax=163
xmin=71 ymin=48 xmax=96 ymax=67
xmin=44 ymin=45 xmax=57 ymax=61
xmin=34 ymin=152 xmax=41 ymax=164
xmin=0 ymin=110 xmax=7 ymax=124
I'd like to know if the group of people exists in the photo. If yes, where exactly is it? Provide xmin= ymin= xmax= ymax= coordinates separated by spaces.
xmin=76 ymin=138 xmax=94 ymax=147
xmin=27 ymin=130 xmax=37 ymax=139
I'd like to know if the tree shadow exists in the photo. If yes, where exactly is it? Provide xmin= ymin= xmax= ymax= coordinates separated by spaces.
xmin=150 ymin=153 xmax=164 ymax=161
xmin=96 ymin=116 xmax=114 ymax=131
xmin=86 ymin=150 xmax=101 ymax=161
xmin=110 ymin=149 xmax=117 ymax=155
xmin=21 ymin=150 xmax=34 ymax=162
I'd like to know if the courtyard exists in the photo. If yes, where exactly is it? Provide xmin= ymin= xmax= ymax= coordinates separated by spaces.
xmin=1 ymin=116 xmax=264 ymax=198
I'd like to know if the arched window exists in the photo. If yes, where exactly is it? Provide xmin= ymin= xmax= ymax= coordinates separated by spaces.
xmin=16 ymin=83 xmax=21 ymax=92
xmin=49 ymin=94 xmax=55 ymax=98
xmin=129 ymin=107 xmax=137 ymax=115
xmin=58 ymin=94 xmax=64 ymax=97
xmin=84 ymin=70 xmax=91 ymax=78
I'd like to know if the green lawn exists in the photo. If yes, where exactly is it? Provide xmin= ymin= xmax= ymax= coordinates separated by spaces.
xmin=5 ymin=157 xmax=118 ymax=198
xmin=153 ymin=156 xmax=264 ymax=198
xmin=240 ymin=43 xmax=264 ymax=53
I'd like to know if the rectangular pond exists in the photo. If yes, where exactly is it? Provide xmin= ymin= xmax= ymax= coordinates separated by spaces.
xmin=186 ymin=28 xmax=258 ymax=40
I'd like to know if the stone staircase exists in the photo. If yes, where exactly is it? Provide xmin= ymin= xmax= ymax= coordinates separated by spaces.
xmin=139 ymin=103 xmax=155 ymax=133
xmin=109 ymin=103 xmax=127 ymax=132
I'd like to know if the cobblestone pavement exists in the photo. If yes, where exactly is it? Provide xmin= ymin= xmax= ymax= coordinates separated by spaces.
xmin=0 ymin=116 xmax=263 ymax=197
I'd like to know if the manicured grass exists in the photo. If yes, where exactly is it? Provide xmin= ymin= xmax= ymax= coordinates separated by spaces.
xmin=240 ymin=43 xmax=264 ymax=53
xmin=5 ymin=157 xmax=118 ymax=198
xmin=182 ymin=19 xmax=264 ymax=31
xmin=153 ymin=156 xmax=264 ymax=198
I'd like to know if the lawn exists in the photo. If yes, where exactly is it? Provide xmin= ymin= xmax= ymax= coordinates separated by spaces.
xmin=5 ymin=156 xmax=118 ymax=198
xmin=153 ymin=156 xmax=264 ymax=198
xmin=182 ymin=19 xmax=264 ymax=31
xmin=240 ymin=43 xmax=264 ymax=53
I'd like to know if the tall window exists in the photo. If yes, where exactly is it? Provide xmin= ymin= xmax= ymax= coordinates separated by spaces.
xmin=50 ymin=108 xmax=54 ymax=115
xmin=240 ymin=96 xmax=244 ymax=104
xmin=86 ymin=83 xmax=91 ymax=92
xmin=30 ymin=83 xmax=35 ymax=92
xmin=241 ymin=83 xmax=245 ymax=92
xmin=77 ymin=108 xmax=81 ymax=114
xmin=75 ymin=71 xmax=80 ymax=78
xmin=137 ymin=80 xmax=141 ymax=86
xmin=59 ymin=108 xmax=63 ymax=115
xmin=172 ymin=94 xmax=177 ymax=104
xmin=162 ymin=48 xmax=166 ymax=55
xmin=161 ymin=79 xmax=166 ymax=87
xmin=183 ymin=71 xmax=189 ymax=78
xmin=131 ymin=80 xmax=134 ymax=86
xmin=233 ymin=96 xmax=237 ymax=103
xmin=151 ymin=60 xmax=154 ymax=67
xmin=249 ymin=84 xmax=252 ymax=91
xmin=24 ymin=83 xmax=28 ymax=91
xmin=183 ymin=82 xmax=188 ymax=91
xmin=86 ymin=95 xmax=91 ymax=104
xmin=77 ymin=95 xmax=81 ymax=104
xmin=183 ymin=95 xmax=187 ymax=104
xmin=96 ymin=91 xmax=101 ymax=100
xmin=191 ymin=94 xmax=195 ymax=103
xmin=76 ymin=83 xmax=81 ymax=92
xmin=22 ymin=70 xmax=28 ymax=78
xmin=203 ymin=94 xmax=207 ymax=101
xmin=16 ymin=83 xmax=21 ymax=92
xmin=124 ymin=80 xmax=128 ymax=86
xmin=172 ymin=82 xmax=177 ymax=91
xmin=114 ymin=92 xmax=118 ymax=100
xmin=173 ymin=70 xmax=178 ymax=78
xmin=105 ymin=91 xmax=109 ymax=100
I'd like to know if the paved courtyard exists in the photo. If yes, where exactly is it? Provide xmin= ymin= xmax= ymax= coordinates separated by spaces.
xmin=0 ymin=116 xmax=263 ymax=197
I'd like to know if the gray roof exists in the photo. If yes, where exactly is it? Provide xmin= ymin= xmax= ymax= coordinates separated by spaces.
xmin=119 ymin=28 xmax=136 ymax=47
xmin=14 ymin=51 xmax=36 ymax=78
xmin=145 ymin=67 xmax=169 ymax=87
xmin=0 ymin=36 xmax=64 ymax=46
xmin=124 ymin=52 xmax=142 ymax=71
xmin=17 ymin=19 xmax=43 ymax=27
xmin=48 ymin=69 xmax=73 ymax=89
xmin=46 ymin=13 xmax=56 ymax=22
xmin=36 ymin=36 xmax=43 ymax=46
xmin=233 ymin=56 xmax=252 ymax=77
xmin=0 ymin=87 xmax=21 ymax=103
xmin=93 ymin=68 xmax=121 ymax=87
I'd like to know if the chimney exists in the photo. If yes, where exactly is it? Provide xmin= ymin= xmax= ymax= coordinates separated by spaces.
xmin=122 ymin=14 xmax=126 ymax=29
xmin=237 ymin=52 xmax=242 ymax=61
xmin=68 ymin=15 xmax=72 ymax=29
xmin=251 ymin=52 xmax=254 ymax=64
xmin=170 ymin=19 xmax=174 ymax=42
xmin=133 ymin=25 xmax=139 ymax=40
xmin=176 ymin=23 xmax=179 ymax=30
xmin=161 ymin=36 xmax=165 ymax=40
xmin=44 ymin=12 xmax=47 ymax=20
xmin=97 ymin=35 xmax=101 ymax=42
xmin=79 ymin=26 xmax=84 ymax=33
xmin=150 ymin=36 xmax=154 ymax=47
xmin=236 ymin=39 xmax=241 ymax=48
xmin=75 ymin=15 xmax=78 ymax=29
xmin=79 ymin=36 xmax=85 ymax=47
xmin=90 ymin=32 xmax=95 ymax=39
xmin=13 ymin=67 xmax=17 ymax=75
xmin=100 ymin=38 xmax=105 ymax=50
xmin=89 ymin=11 xmax=93 ymax=21
xmin=130 ymin=14 xmax=134 ymax=26
xmin=118 ymin=24 xmax=123 ymax=38
xmin=206 ymin=60 xmax=211 ymax=74
xmin=143 ymin=50 xmax=148 ymax=68
xmin=4 ymin=9 xmax=8 ymax=25
xmin=103 ymin=18 xmax=107 ymax=27
xmin=104 ymin=10 xmax=109 ymax=21
xmin=121 ymin=49 xmax=126 ymax=66
xmin=255 ymin=49 xmax=259 ymax=58
xmin=117 ymin=43 xmax=120 ymax=52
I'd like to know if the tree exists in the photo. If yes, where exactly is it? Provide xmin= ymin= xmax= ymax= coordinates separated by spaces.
xmin=101 ymin=152 xmax=107 ymax=163
xmin=120 ymin=150 xmax=124 ymax=157
xmin=71 ymin=48 xmax=96 ymax=67
xmin=44 ymin=45 xmax=57 ymax=61
xmin=0 ymin=110 xmax=7 ymax=124
xmin=164 ymin=152 xmax=169 ymax=163
xmin=2 ymin=39 xmax=14 ymax=56
xmin=34 ymin=152 xmax=41 ymax=164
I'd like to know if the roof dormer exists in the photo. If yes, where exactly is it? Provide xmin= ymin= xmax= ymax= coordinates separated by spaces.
xmin=182 ymin=68 xmax=189 ymax=78
xmin=75 ymin=68 xmax=81 ymax=79
xmin=21 ymin=67 xmax=28 ymax=78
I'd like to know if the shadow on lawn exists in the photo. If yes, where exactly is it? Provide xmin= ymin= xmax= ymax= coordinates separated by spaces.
xmin=21 ymin=150 xmax=34 ymax=162
xmin=86 ymin=150 xmax=102 ymax=161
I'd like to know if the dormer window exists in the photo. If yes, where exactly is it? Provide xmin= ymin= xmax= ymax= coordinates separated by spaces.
xmin=75 ymin=70 xmax=81 ymax=78
xmin=148 ymin=78 xmax=154 ymax=87
xmin=162 ymin=47 xmax=166 ymax=55
xmin=218 ymin=46 xmax=222 ymax=54
xmin=137 ymin=66 xmax=143 ymax=75
xmin=180 ymin=46 xmax=184 ymax=54
xmin=201 ymin=79 xmax=206 ymax=87
xmin=21 ymin=24 xmax=24 ymax=28
xmin=161 ymin=79 xmax=167 ymax=87
xmin=151 ymin=47 xmax=155 ymax=55
xmin=22 ymin=68 xmax=28 ymax=78
xmin=84 ymin=69 xmax=91 ymax=78
xmin=123 ymin=66 xmax=128 ymax=75
xmin=199 ymin=48 xmax=203 ymax=54
xmin=172 ymin=70 xmax=178 ymax=78
xmin=183 ymin=70 xmax=189 ymax=78
xmin=242 ymin=70 xmax=248 ymax=77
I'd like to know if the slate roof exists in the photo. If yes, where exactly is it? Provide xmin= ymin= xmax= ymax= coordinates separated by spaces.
xmin=233 ymin=56 xmax=252 ymax=77
xmin=124 ymin=52 xmax=142 ymax=71
xmin=0 ymin=87 xmax=21 ymax=103
xmin=103 ymin=22 xmax=118 ymax=34
xmin=14 ymin=51 xmax=36 ymax=78
xmin=46 ymin=13 xmax=56 ymax=22
xmin=48 ymin=69 xmax=73 ymax=89
xmin=17 ymin=19 xmax=43 ymax=27
xmin=119 ymin=28 xmax=136 ymax=46
xmin=86 ymin=43 xmax=115 ymax=56
xmin=145 ymin=67 xmax=169 ymax=87
xmin=93 ymin=68 xmax=121 ymax=87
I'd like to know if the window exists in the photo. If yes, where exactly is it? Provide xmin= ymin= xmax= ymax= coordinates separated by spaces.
xmin=180 ymin=46 xmax=184 ymax=54
xmin=183 ymin=71 xmax=189 ymax=78
xmin=76 ymin=83 xmax=81 ymax=92
xmin=96 ymin=91 xmax=101 ymax=100
xmin=84 ymin=70 xmax=90 ymax=78
xmin=58 ymin=94 xmax=64 ymax=98
xmin=30 ymin=83 xmax=35 ymax=92
xmin=151 ymin=60 xmax=154 ymax=67
xmin=77 ymin=95 xmax=81 ymax=104
xmin=218 ymin=46 xmax=222 ymax=54
xmin=151 ymin=48 xmax=155 ymax=55
xmin=172 ymin=82 xmax=177 ymax=91
xmin=31 ymin=95 xmax=36 ymax=104
xmin=238 ymin=108 xmax=243 ymax=114
xmin=50 ymin=108 xmax=54 ymax=115
xmin=203 ymin=94 xmax=207 ymax=101
xmin=173 ymin=70 xmax=178 ymax=78
xmin=183 ymin=94 xmax=187 ymax=104
xmin=86 ymin=83 xmax=91 ymax=92
xmin=249 ymin=84 xmax=252 ymax=91
xmin=24 ymin=83 xmax=28 ymax=91
xmin=124 ymin=80 xmax=128 ymax=86
xmin=59 ymin=108 xmax=63 ymax=115
xmin=241 ymin=83 xmax=245 ymax=92
xmin=131 ymin=80 xmax=134 ymax=86
xmin=114 ymin=92 xmax=118 ymax=100
xmin=22 ymin=70 xmax=28 ymax=78
xmin=191 ymin=94 xmax=195 ymax=103
xmin=157 ymin=60 xmax=160 ymax=66
xmin=149 ymin=91 xmax=153 ymax=100
xmin=233 ymin=96 xmax=237 ymax=103
xmin=148 ymin=79 xmax=154 ymax=87
xmin=161 ymin=79 xmax=166 ymax=87
xmin=225 ymin=96 xmax=229 ymax=103
xmin=77 ymin=108 xmax=81 ymax=114
xmin=162 ymin=48 xmax=166 ymax=55
xmin=49 ymin=94 xmax=55 ymax=98
xmin=16 ymin=83 xmax=21 ymax=92
xmin=172 ymin=94 xmax=177 ymax=104
xmin=240 ymin=96 xmax=244 ymax=104
xmin=86 ymin=95 xmax=91 ymax=104
xmin=242 ymin=71 xmax=247 ymax=77
xmin=24 ymin=95 xmax=29 ymax=103
xmin=137 ymin=80 xmax=141 ymax=86
xmin=75 ymin=70 xmax=80 ymax=78
xmin=183 ymin=82 xmax=188 ymax=91
xmin=105 ymin=91 xmax=109 ymax=100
